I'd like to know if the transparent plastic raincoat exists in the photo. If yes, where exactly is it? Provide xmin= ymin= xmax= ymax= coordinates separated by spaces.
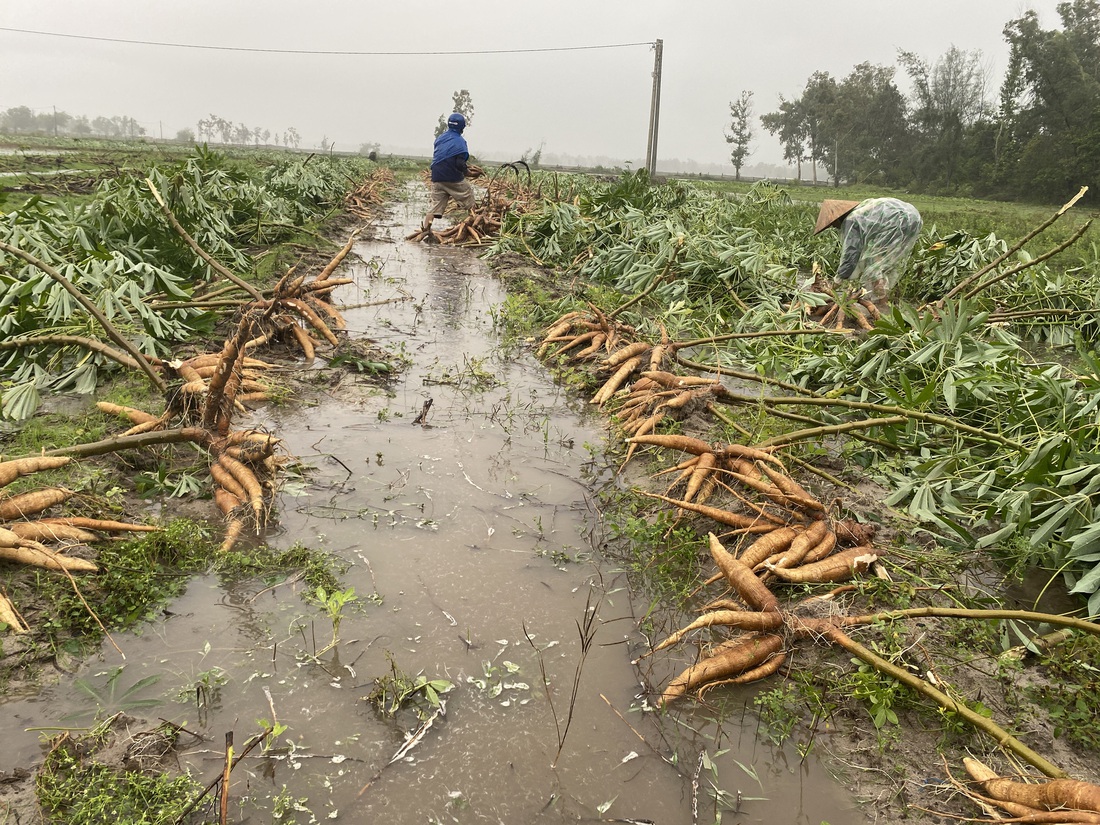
xmin=836 ymin=198 xmax=922 ymax=301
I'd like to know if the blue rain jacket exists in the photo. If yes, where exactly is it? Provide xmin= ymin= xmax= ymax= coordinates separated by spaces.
xmin=431 ymin=127 xmax=469 ymax=183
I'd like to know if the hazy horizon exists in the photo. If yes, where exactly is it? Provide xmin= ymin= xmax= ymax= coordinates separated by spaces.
xmin=1 ymin=1 xmax=1063 ymax=172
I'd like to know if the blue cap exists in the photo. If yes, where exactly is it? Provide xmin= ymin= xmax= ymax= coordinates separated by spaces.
xmin=447 ymin=112 xmax=466 ymax=131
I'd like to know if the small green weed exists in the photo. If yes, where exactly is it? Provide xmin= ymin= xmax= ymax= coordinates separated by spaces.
xmin=1023 ymin=634 xmax=1100 ymax=753
xmin=753 ymin=684 xmax=804 ymax=745
xmin=310 ymin=585 xmax=356 ymax=653
xmin=176 ymin=661 xmax=229 ymax=709
xmin=846 ymin=660 xmax=902 ymax=730
xmin=36 ymin=724 xmax=201 ymax=824
xmin=603 ymin=503 xmax=702 ymax=603
xmin=367 ymin=655 xmax=453 ymax=720
xmin=135 ymin=465 xmax=205 ymax=498
xmin=69 ymin=666 xmax=163 ymax=723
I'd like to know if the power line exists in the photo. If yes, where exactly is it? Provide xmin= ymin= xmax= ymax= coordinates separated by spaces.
xmin=0 ymin=26 xmax=652 ymax=56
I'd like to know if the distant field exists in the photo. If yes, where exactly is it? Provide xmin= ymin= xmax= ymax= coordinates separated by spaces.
xmin=694 ymin=177 xmax=1099 ymax=256
xmin=3 ymin=133 xmax=1097 ymax=269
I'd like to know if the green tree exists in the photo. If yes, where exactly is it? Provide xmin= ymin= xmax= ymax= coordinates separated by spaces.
xmin=91 ymin=116 xmax=116 ymax=137
xmin=0 ymin=106 xmax=37 ymax=133
xmin=799 ymin=71 xmax=838 ymax=184
xmin=724 ymin=90 xmax=755 ymax=180
xmin=900 ymin=46 xmax=992 ymax=190
xmin=435 ymin=89 xmax=475 ymax=137
xmin=999 ymin=1 xmax=1100 ymax=200
xmin=828 ymin=62 xmax=910 ymax=186
xmin=760 ymin=96 xmax=808 ymax=180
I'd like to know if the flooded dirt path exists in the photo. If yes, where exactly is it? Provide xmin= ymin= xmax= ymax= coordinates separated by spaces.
xmin=2 ymin=189 xmax=860 ymax=824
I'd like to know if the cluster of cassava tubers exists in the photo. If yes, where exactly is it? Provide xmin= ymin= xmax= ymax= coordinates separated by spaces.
xmin=88 ymin=232 xmax=361 ymax=556
xmin=0 ymin=455 xmax=161 ymax=632
xmin=788 ymin=266 xmax=879 ymax=331
xmin=958 ymin=757 xmax=1100 ymax=823
xmin=343 ymin=168 xmax=395 ymax=220
xmin=645 ymin=525 xmax=881 ymax=705
xmin=533 ymin=306 xmax=890 ymax=703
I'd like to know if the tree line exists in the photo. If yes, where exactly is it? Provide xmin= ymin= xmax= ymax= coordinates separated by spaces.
xmin=0 ymin=107 xmax=148 ymax=140
xmin=725 ymin=1 xmax=1100 ymax=202
xmin=0 ymin=106 xmax=302 ymax=149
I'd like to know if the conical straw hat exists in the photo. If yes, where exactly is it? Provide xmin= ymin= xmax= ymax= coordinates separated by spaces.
xmin=813 ymin=199 xmax=860 ymax=234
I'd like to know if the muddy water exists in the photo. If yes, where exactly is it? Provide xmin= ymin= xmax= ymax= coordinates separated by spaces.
xmin=2 ymin=190 xmax=860 ymax=824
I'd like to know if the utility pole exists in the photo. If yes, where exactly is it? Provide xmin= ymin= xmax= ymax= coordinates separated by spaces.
xmin=645 ymin=38 xmax=664 ymax=180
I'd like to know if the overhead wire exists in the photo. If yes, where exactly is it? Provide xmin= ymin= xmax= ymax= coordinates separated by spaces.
xmin=0 ymin=27 xmax=654 ymax=56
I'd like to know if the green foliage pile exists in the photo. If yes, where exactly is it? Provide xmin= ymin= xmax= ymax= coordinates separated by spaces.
xmin=9 ymin=518 xmax=345 ymax=659
xmin=0 ymin=146 xmax=379 ymax=419
xmin=491 ymin=170 xmax=1100 ymax=615
xmin=36 ymin=723 xmax=203 ymax=825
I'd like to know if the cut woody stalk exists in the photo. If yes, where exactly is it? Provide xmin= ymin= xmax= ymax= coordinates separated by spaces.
xmin=813 ymin=621 xmax=1067 ymax=778
xmin=673 ymin=326 xmax=848 ymax=349
xmin=963 ymin=220 xmax=1092 ymax=300
xmin=713 ymin=389 xmax=1028 ymax=453
xmin=755 ymin=416 xmax=908 ymax=449
xmin=145 ymin=177 xmax=265 ymax=302
xmin=0 ymin=334 xmax=142 ymax=371
xmin=941 ymin=186 xmax=1088 ymax=302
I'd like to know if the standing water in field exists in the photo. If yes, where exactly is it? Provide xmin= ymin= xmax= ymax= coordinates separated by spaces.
xmin=1 ymin=189 xmax=859 ymax=824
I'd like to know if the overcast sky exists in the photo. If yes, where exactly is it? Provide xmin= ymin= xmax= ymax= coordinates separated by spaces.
xmin=1 ymin=1 xmax=1066 ymax=170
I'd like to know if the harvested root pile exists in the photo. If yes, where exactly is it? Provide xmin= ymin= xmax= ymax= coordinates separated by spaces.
xmin=788 ymin=267 xmax=879 ymax=331
xmin=625 ymin=434 xmax=884 ymax=702
xmin=534 ymin=308 xmax=694 ymax=418
xmin=96 ymin=322 xmax=290 ymax=554
xmin=2 ymin=229 xmax=362 ymax=592
xmin=343 ymin=167 xmax=396 ymax=220
xmin=406 ymin=161 xmax=538 ymax=246
xmin=954 ymin=757 xmax=1100 ymax=822
xmin=207 ymin=428 xmax=285 ymax=553
xmin=645 ymin=528 xmax=880 ymax=705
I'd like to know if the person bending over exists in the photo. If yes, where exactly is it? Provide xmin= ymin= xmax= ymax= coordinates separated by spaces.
xmin=814 ymin=197 xmax=922 ymax=312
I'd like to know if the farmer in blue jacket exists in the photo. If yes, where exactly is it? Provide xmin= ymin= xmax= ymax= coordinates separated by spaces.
xmin=421 ymin=112 xmax=479 ymax=241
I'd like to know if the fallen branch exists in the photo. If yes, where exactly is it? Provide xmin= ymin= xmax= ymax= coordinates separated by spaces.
xmin=942 ymin=186 xmax=1088 ymax=302
xmin=0 ymin=334 xmax=142 ymax=370
xmin=713 ymin=390 xmax=1028 ymax=453
xmin=815 ymin=621 xmax=1066 ymax=778
xmin=838 ymin=606 xmax=1100 ymax=639
xmin=674 ymin=327 xmax=849 ymax=349
xmin=41 ymin=427 xmax=211 ymax=458
xmin=964 ymin=220 xmax=1092 ymax=301
xmin=755 ymin=416 xmax=908 ymax=449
